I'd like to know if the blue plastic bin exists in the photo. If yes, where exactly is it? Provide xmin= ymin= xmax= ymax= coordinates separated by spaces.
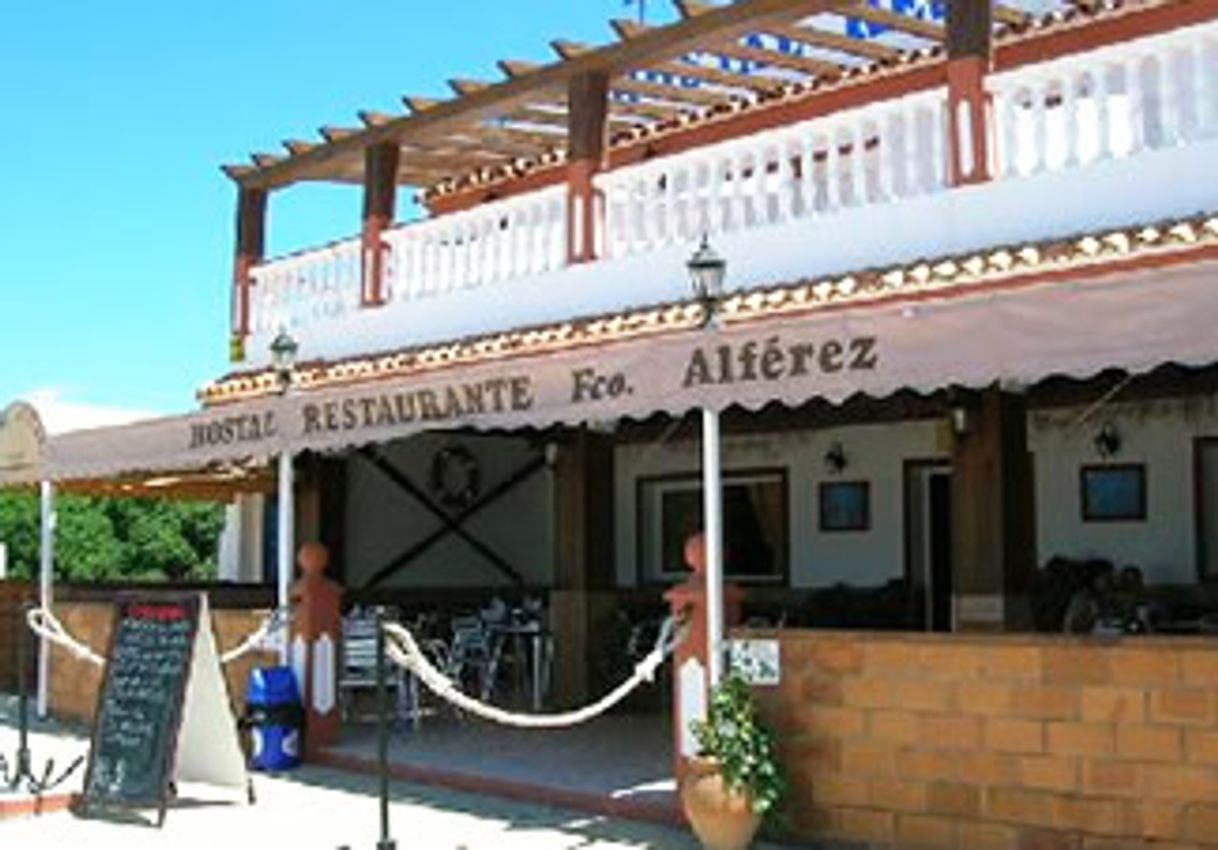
xmin=245 ymin=666 xmax=304 ymax=772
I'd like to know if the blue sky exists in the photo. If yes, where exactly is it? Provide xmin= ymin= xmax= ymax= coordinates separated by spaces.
xmin=0 ymin=1 xmax=665 ymax=428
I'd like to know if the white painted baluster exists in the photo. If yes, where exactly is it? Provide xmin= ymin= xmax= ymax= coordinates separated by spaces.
xmin=800 ymin=125 xmax=816 ymax=216
xmin=731 ymin=146 xmax=748 ymax=232
xmin=1031 ymin=79 xmax=1049 ymax=174
xmin=749 ymin=143 xmax=764 ymax=227
xmin=1062 ymin=75 xmax=1080 ymax=168
xmin=1163 ymin=48 xmax=1187 ymax=146
xmin=663 ymin=164 xmax=677 ymax=246
xmin=779 ymin=135 xmax=799 ymax=221
xmin=931 ymin=97 xmax=947 ymax=188
xmin=997 ymin=88 xmax=1018 ymax=178
xmin=850 ymin=122 xmax=868 ymax=205
xmin=825 ymin=127 xmax=842 ymax=210
xmin=876 ymin=112 xmax=897 ymax=201
xmin=1127 ymin=56 xmax=1146 ymax=154
xmin=1200 ymin=39 xmax=1218 ymax=139
xmin=1093 ymin=67 xmax=1113 ymax=162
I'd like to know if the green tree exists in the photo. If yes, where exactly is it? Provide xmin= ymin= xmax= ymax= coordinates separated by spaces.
xmin=0 ymin=492 xmax=224 ymax=582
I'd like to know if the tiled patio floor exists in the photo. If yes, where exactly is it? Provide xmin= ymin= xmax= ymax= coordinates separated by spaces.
xmin=321 ymin=711 xmax=678 ymax=824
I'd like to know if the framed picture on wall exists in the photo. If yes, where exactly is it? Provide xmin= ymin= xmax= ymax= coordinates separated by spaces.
xmin=637 ymin=468 xmax=788 ymax=583
xmin=819 ymin=481 xmax=871 ymax=533
xmin=1080 ymin=464 xmax=1147 ymax=522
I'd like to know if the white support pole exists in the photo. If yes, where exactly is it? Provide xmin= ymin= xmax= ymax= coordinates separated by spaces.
xmin=37 ymin=480 xmax=55 ymax=719
xmin=701 ymin=407 xmax=725 ymax=688
xmin=277 ymin=451 xmax=296 ymax=664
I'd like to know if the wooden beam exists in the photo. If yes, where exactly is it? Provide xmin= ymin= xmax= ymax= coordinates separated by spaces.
xmin=231 ymin=0 xmax=859 ymax=189
xmin=948 ymin=0 xmax=994 ymax=60
xmin=763 ymin=20 xmax=903 ymax=63
xmin=362 ymin=142 xmax=399 ymax=305
xmin=611 ymin=75 xmax=734 ymax=109
xmin=644 ymin=57 xmax=778 ymax=94
xmin=994 ymin=4 xmax=1032 ymax=29
xmin=676 ymin=0 xmax=845 ymax=78
xmin=843 ymin=2 xmax=946 ymax=42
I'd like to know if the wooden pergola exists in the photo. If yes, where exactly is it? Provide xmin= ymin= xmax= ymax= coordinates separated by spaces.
xmin=221 ymin=0 xmax=1047 ymax=194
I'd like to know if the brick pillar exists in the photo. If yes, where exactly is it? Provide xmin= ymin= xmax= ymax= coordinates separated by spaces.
xmin=950 ymin=388 xmax=1037 ymax=631
xmin=665 ymin=532 xmax=743 ymax=789
xmin=361 ymin=142 xmax=399 ymax=306
xmin=290 ymin=542 xmax=342 ymax=758
xmin=946 ymin=0 xmax=993 ymax=186
xmin=231 ymin=186 xmax=266 ymax=361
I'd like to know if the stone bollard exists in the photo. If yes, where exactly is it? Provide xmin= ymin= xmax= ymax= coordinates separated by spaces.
xmin=290 ymin=542 xmax=342 ymax=759
xmin=664 ymin=532 xmax=743 ymax=791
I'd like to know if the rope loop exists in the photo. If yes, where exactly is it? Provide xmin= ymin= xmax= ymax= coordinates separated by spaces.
xmin=25 ymin=607 xmax=105 ymax=667
xmin=382 ymin=613 xmax=688 ymax=730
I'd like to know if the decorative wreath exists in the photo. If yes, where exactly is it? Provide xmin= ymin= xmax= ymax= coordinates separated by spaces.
xmin=429 ymin=444 xmax=481 ymax=511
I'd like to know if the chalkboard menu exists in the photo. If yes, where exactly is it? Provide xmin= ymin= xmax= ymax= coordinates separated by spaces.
xmin=80 ymin=593 xmax=201 ymax=822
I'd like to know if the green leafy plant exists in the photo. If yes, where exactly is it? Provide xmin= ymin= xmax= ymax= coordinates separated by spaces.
xmin=690 ymin=670 xmax=786 ymax=817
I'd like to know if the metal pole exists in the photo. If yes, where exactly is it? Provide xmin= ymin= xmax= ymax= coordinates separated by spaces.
xmin=277 ymin=451 xmax=295 ymax=664
xmin=375 ymin=607 xmax=396 ymax=850
xmin=37 ymin=481 xmax=54 ymax=719
xmin=701 ymin=407 xmax=725 ymax=687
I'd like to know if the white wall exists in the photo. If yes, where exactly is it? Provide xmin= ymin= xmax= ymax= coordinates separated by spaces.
xmin=344 ymin=433 xmax=553 ymax=589
xmin=217 ymin=494 xmax=265 ymax=583
xmin=1031 ymin=394 xmax=1218 ymax=585
xmin=614 ymin=420 xmax=946 ymax=589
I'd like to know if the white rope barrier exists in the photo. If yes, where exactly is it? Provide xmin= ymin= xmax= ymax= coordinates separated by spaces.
xmin=26 ymin=607 xmax=105 ymax=667
xmin=219 ymin=607 xmax=292 ymax=664
xmin=25 ymin=606 xmax=291 ymax=668
xmin=383 ymin=615 xmax=686 ymax=730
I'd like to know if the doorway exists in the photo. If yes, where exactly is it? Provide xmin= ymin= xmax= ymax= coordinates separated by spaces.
xmin=1195 ymin=438 xmax=1218 ymax=581
xmin=905 ymin=460 xmax=954 ymax=632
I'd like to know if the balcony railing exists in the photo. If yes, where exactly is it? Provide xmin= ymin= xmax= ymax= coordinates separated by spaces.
xmin=991 ymin=19 xmax=1218 ymax=179
xmin=383 ymin=185 xmax=568 ymax=302
xmin=596 ymin=89 xmax=948 ymax=260
xmin=243 ymin=18 xmax=1218 ymax=362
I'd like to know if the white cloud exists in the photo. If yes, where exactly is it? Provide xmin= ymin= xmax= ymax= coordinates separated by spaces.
xmin=20 ymin=387 xmax=159 ymax=435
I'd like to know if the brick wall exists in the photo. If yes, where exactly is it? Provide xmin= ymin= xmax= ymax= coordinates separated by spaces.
xmin=747 ymin=630 xmax=1218 ymax=850
xmin=0 ymin=581 xmax=35 ymax=692
xmin=48 ymin=601 xmax=276 ymax=726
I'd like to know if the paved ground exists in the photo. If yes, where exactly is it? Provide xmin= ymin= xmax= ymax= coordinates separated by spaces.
xmin=1 ymin=697 xmax=795 ymax=850
xmin=1 ymin=766 xmax=711 ymax=850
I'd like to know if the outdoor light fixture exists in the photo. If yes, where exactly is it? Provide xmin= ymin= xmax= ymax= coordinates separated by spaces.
xmin=950 ymin=406 xmax=971 ymax=437
xmin=687 ymin=235 xmax=727 ymax=325
xmin=270 ymin=328 xmax=299 ymax=391
xmin=1094 ymin=423 xmax=1122 ymax=458
xmin=823 ymin=442 xmax=848 ymax=475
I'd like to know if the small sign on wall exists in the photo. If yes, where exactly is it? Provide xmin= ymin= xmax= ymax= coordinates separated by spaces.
xmin=729 ymin=639 xmax=781 ymax=686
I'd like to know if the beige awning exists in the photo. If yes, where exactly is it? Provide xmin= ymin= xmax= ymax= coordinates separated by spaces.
xmin=0 ymin=402 xmax=46 ymax=488
xmin=28 ymin=258 xmax=1218 ymax=487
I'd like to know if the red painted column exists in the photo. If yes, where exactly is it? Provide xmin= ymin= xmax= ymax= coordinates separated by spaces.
xmin=566 ymin=73 xmax=609 ymax=264
xmin=665 ymin=532 xmax=743 ymax=791
xmin=946 ymin=0 xmax=994 ymax=187
xmin=947 ymin=57 xmax=993 ymax=186
xmin=290 ymin=541 xmax=343 ymax=759
xmin=231 ymin=186 xmax=266 ymax=360
xmin=362 ymin=143 xmax=399 ymax=306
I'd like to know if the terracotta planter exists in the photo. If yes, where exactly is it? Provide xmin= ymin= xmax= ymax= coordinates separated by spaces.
xmin=680 ymin=758 xmax=763 ymax=850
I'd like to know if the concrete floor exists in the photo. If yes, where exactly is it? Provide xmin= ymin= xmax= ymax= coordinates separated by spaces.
xmin=328 ymin=712 xmax=676 ymax=809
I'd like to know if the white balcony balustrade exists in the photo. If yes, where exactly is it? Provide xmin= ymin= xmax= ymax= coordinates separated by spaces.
xmin=249 ymin=237 xmax=363 ymax=338
xmin=382 ymin=186 xmax=568 ymax=302
xmin=991 ymin=19 xmax=1218 ymax=179
xmin=596 ymin=90 xmax=949 ymax=260
xmin=241 ymin=20 xmax=1218 ymax=367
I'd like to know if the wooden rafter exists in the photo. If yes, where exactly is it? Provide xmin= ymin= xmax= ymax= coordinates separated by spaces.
xmin=227 ymin=0 xmax=860 ymax=189
xmin=994 ymin=4 xmax=1033 ymax=29
xmin=841 ymin=1 xmax=946 ymax=41
xmin=611 ymin=18 xmax=778 ymax=94
xmin=763 ymin=20 xmax=903 ymax=63
xmin=611 ymin=75 xmax=734 ymax=109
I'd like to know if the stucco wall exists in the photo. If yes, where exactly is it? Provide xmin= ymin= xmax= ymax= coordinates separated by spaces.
xmin=344 ymin=433 xmax=554 ymax=589
xmin=614 ymin=421 xmax=947 ymax=589
xmin=1031 ymin=394 xmax=1218 ymax=585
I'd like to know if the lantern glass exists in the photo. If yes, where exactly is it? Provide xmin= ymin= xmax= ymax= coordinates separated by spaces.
xmin=687 ymin=236 xmax=726 ymax=303
xmin=270 ymin=329 xmax=299 ymax=374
